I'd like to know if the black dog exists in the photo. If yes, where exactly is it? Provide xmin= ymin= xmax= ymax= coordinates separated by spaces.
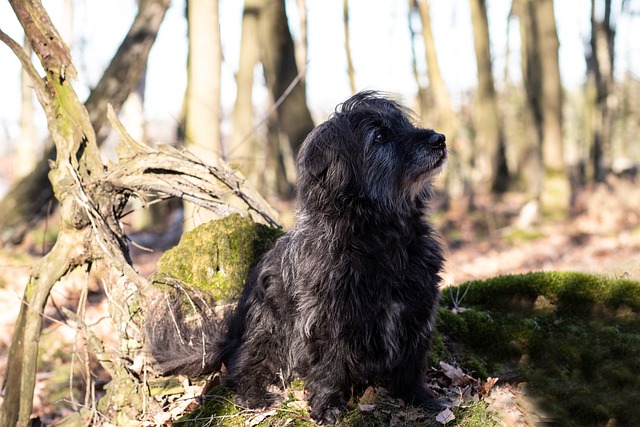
xmin=147 ymin=91 xmax=447 ymax=424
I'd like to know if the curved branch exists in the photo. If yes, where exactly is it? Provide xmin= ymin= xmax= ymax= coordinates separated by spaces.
xmin=106 ymin=105 xmax=282 ymax=228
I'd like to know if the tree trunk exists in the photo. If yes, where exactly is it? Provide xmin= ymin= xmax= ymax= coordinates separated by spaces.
xmin=0 ymin=2 xmax=104 ymax=422
xmin=514 ymin=0 xmax=570 ymax=218
xmin=0 ymin=0 xmax=171 ymax=247
xmin=414 ymin=0 xmax=469 ymax=206
xmin=587 ymin=0 xmax=615 ymax=183
xmin=184 ymin=0 xmax=223 ymax=231
xmin=229 ymin=0 xmax=262 ymax=188
xmin=294 ymin=0 xmax=308 ymax=83
xmin=469 ymin=0 xmax=510 ymax=193
xmin=16 ymin=38 xmax=37 ymax=179
xmin=514 ymin=0 xmax=543 ymax=203
xmin=407 ymin=0 xmax=430 ymax=120
xmin=259 ymin=0 xmax=314 ymax=198
xmin=344 ymin=0 xmax=356 ymax=94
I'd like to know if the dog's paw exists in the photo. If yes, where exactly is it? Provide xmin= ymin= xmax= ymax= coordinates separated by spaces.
xmin=235 ymin=394 xmax=271 ymax=410
xmin=310 ymin=406 xmax=343 ymax=425
xmin=417 ymin=395 xmax=451 ymax=412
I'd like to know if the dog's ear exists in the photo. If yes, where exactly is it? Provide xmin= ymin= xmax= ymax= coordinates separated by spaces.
xmin=297 ymin=121 xmax=343 ymax=183
xmin=297 ymin=120 xmax=356 ymax=206
xmin=298 ymin=126 xmax=332 ymax=181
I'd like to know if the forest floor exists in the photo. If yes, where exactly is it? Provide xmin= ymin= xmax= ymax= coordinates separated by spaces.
xmin=0 ymin=176 xmax=639 ymax=425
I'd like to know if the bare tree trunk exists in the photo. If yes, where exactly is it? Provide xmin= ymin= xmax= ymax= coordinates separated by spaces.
xmin=514 ymin=0 xmax=543 ymax=204
xmin=407 ymin=0 xmax=430 ymax=120
xmin=0 ymin=0 xmax=171 ymax=247
xmin=230 ymin=0 xmax=262 ymax=188
xmin=414 ymin=0 xmax=469 ymax=206
xmin=514 ymin=0 xmax=569 ymax=218
xmin=184 ymin=0 xmax=223 ymax=230
xmin=469 ymin=0 xmax=510 ymax=193
xmin=0 ymin=3 xmax=104 ymax=423
xmin=16 ymin=38 xmax=37 ymax=179
xmin=537 ymin=0 xmax=570 ymax=216
xmin=295 ymin=0 xmax=308 ymax=82
xmin=259 ymin=0 xmax=314 ymax=198
xmin=344 ymin=0 xmax=356 ymax=94
xmin=537 ymin=0 xmax=564 ymax=172
xmin=587 ymin=0 xmax=615 ymax=182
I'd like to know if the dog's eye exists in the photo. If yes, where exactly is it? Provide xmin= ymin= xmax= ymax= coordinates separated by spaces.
xmin=373 ymin=130 xmax=384 ymax=143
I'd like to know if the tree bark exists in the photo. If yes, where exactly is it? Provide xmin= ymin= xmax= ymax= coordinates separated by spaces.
xmin=587 ymin=0 xmax=615 ymax=182
xmin=0 ymin=0 xmax=171 ymax=247
xmin=184 ymin=0 xmax=223 ymax=230
xmin=259 ymin=0 xmax=314 ymax=198
xmin=0 ymin=2 xmax=103 ymax=422
xmin=17 ymin=38 xmax=37 ymax=179
xmin=229 ymin=0 xmax=262 ymax=188
xmin=514 ymin=0 xmax=570 ymax=217
xmin=414 ymin=0 xmax=469 ymax=205
xmin=469 ymin=0 xmax=510 ymax=193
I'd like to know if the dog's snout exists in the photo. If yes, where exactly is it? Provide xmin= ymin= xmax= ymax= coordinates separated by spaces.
xmin=428 ymin=133 xmax=446 ymax=148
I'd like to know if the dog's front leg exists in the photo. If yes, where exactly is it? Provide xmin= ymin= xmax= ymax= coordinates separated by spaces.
xmin=387 ymin=353 xmax=448 ymax=411
xmin=305 ymin=363 xmax=351 ymax=425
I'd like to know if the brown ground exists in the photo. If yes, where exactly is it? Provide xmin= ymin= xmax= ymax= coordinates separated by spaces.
xmin=0 ymin=177 xmax=638 ymax=424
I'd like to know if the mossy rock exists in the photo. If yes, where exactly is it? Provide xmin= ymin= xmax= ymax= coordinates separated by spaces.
xmin=440 ymin=272 xmax=640 ymax=427
xmin=155 ymin=214 xmax=283 ymax=303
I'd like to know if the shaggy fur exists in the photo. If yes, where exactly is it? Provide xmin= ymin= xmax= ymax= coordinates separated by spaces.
xmin=146 ymin=91 xmax=447 ymax=424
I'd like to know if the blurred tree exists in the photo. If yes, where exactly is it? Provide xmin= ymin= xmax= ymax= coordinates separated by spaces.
xmin=513 ymin=0 xmax=570 ymax=219
xmin=469 ymin=0 xmax=510 ymax=194
xmin=294 ymin=0 xmax=308 ymax=82
xmin=259 ymin=0 xmax=314 ymax=198
xmin=183 ymin=0 xmax=223 ymax=230
xmin=230 ymin=0 xmax=262 ymax=187
xmin=586 ymin=0 xmax=616 ymax=182
xmin=413 ymin=0 xmax=470 ymax=207
xmin=344 ymin=0 xmax=356 ymax=94
xmin=229 ymin=0 xmax=313 ymax=199
xmin=17 ymin=38 xmax=36 ymax=179
xmin=407 ymin=0 xmax=430 ymax=122
xmin=0 ymin=0 xmax=171 ymax=247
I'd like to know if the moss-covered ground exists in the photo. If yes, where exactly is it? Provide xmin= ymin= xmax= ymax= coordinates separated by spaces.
xmin=440 ymin=271 xmax=640 ymax=427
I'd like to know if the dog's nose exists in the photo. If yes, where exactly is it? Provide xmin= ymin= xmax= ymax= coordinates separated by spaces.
xmin=428 ymin=133 xmax=446 ymax=148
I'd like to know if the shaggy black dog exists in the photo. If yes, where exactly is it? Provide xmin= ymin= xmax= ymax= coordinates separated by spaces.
xmin=147 ymin=91 xmax=447 ymax=424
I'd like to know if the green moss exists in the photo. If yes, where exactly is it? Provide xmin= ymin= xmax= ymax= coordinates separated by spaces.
xmin=439 ymin=272 xmax=640 ymax=426
xmin=156 ymin=214 xmax=283 ymax=304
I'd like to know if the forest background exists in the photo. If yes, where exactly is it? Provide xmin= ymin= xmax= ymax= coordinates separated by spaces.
xmin=1 ymin=0 xmax=640 ymax=425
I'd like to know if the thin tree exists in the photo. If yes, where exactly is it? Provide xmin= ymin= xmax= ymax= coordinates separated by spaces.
xmin=16 ymin=38 xmax=36 ymax=179
xmin=259 ymin=0 xmax=314 ymax=198
xmin=587 ymin=0 xmax=616 ymax=182
xmin=344 ymin=0 xmax=356 ymax=94
xmin=469 ymin=0 xmax=510 ymax=193
xmin=413 ymin=0 xmax=469 ymax=205
xmin=229 ymin=0 xmax=263 ymax=187
xmin=184 ymin=0 xmax=223 ymax=230
xmin=513 ymin=0 xmax=570 ymax=218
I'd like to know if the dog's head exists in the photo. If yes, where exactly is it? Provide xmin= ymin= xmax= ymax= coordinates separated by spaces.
xmin=296 ymin=91 xmax=447 ymax=215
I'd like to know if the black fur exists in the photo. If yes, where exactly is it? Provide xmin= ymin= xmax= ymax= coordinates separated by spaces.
xmin=146 ymin=91 xmax=447 ymax=424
